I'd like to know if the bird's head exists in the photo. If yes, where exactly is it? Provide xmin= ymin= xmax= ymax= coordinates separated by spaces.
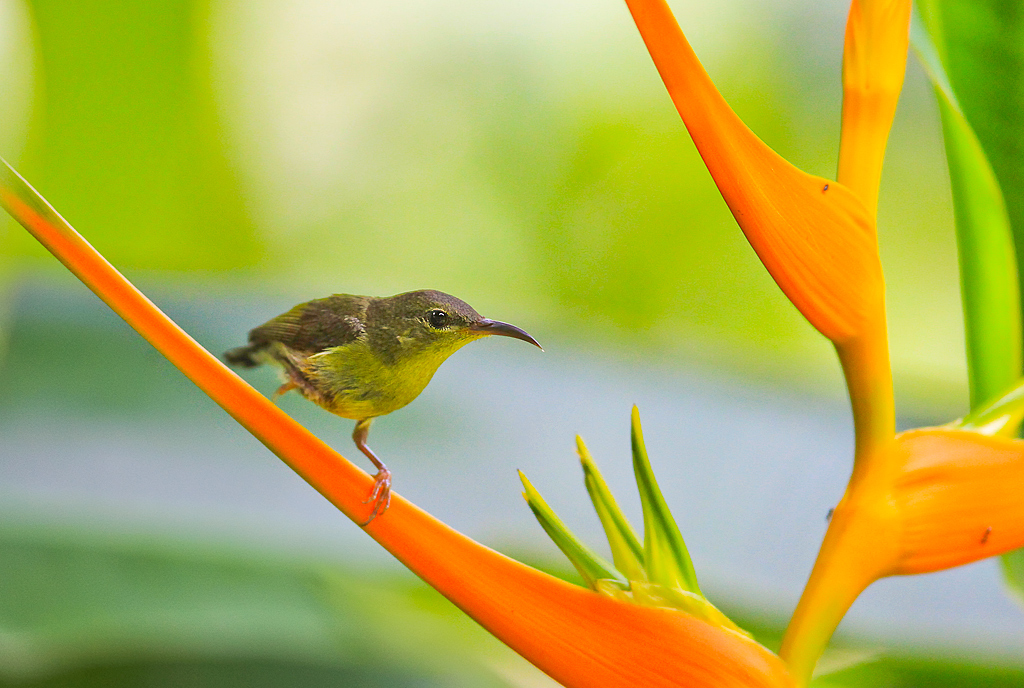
xmin=369 ymin=290 xmax=541 ymax=364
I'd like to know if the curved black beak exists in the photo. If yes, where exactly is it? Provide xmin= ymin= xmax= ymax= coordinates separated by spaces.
xmin=470 ymin=319 xmax=543 ymax=350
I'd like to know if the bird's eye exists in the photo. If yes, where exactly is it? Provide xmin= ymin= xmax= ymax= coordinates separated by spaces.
xmin=427 ymin=309 xmax=449 ymax=328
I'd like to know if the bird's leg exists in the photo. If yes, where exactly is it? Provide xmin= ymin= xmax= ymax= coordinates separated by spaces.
xmin=353 ymin=418 xmax=391 ymax=526
xmin=273 ymin=381 xmax=298 ymax=399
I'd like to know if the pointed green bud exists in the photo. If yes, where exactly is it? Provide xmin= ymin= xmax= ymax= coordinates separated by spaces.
xmin=630 ymin=406 xmax=702 ymax=596
xmin=519 ymin=471 xmax=627 ymax=589
xmin=577 ymin=436 xmax=646 ymax=582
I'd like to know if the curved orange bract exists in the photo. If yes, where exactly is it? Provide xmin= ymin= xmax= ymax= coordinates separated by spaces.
xmin=0 ymin=166 xmax=795 ymax=688
xmin=622 ymin=0 xmax=884 ymax=345
xmin=890 ymin=429 xmax=1024 ymax=574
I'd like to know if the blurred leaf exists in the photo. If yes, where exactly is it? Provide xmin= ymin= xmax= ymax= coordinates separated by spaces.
xmin=0 ymin=523 xmax=522 ymax=687
xmin=6 ymin=0 xmax=261 ymax=272
xmin=518 ymin=471 xmax=627 ymax=589
xmin=0 ymin=266 xmax=11 ymax=366
xmin=577 ymin=436 xmax=646 ymax=583
xmin=911 ymin=9 xmax=1022 ymax=412
xmin=630 ymin=406 xmax=700 ymax=596
xmin=915 ymin=0 xmax=1024 ymax=326
xmin=810 ymin=651 xmax=1024 ymax=687
xmin=0 ymin=527 xmax=349 ymax=681
xmin=0 ymin=658 xmax=446 ymax=688
xmin=534 ymin=111 xmax=808 ymax=354
xmin=0 ymin=0 xmax=34 ymax=160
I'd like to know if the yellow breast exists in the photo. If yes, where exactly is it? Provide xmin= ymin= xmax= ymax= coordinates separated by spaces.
xmin=300 ymin=341 xmax=456 ymax=420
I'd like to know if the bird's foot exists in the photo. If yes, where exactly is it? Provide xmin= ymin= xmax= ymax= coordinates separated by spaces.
xmin=360 ymin=468 xmax=392 ymax=526
xmin=273 ymin=381 xmax=298 ymax=400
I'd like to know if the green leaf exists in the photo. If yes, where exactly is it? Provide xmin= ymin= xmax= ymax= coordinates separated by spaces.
xmin=518 ymin=471 xmax=627 ymax=589
xmin=915 ymin=0 xmax=1024 ymax=331
xmin=0 ymin=524 xmax=499 ymax=683
xmin=0 ymin=530 xmax=349 ymax=680
xmin=7 ymin=0 xmax=261 ymax=272
xmin=630 ymin=406 xmax=701 ymax=596
xmin=576 ymin=436 xmax=646 ymax=582
xmin=0 ymin=523 xmax=522 ymax=687
xmin=911 ymin=9 xmax=1023 ymax=411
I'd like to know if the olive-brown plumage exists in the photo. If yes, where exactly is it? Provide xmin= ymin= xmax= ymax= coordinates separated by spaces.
xmin=225 ymin=289 xmax=541 ymax=524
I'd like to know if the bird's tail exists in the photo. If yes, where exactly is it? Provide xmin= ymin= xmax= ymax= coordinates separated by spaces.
xmin=224 ymin=344 xmax=263 ymax=368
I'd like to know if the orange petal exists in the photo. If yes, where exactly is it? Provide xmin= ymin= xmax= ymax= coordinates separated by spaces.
xmin=0 ymin=163 xmax=795 ymax=687
xmin=782 ymin=428 xmax=1024 ymax=681
xmin=623 ymin=0 xmax=884 ymax=344
xmin=889 ymin=428 xmax=1024 ymax=574
xmin=837 ymin=0 xmax=912 ymax=215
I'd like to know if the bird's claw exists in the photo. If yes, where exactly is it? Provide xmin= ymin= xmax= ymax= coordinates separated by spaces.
xmin=360 ymin=469 xmax=392 ymax=526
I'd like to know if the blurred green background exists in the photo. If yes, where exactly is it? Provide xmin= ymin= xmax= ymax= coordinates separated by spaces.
xmin=2 ymin=0 xmax=1022 ymax=685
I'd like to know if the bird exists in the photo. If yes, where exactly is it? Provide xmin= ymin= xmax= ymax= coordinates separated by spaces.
xmin=224 ymin=289 xmax=541 ymax=525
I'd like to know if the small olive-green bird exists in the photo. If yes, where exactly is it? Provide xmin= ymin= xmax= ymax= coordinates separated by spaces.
xmin=225 ymin=289 xmax=541 ymax=524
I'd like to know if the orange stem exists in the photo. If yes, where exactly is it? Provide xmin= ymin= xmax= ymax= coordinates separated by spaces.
xmin=778 ymin=455 xmax=898 ymax=685
xmin=836 ymin=330 xmax=896 ymax=479
xmin=837 ymin=0 xmax=911 ymax=215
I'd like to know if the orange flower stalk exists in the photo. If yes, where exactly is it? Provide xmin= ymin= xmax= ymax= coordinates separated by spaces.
xmin=0 ymin=161 xmax=797 ymax=687
xmin=837 ymin=0 xmax=912 ymax=216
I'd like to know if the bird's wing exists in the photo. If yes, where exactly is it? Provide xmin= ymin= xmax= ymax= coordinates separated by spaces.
xmin=248 ymin=295 xmax=369 ymax=353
